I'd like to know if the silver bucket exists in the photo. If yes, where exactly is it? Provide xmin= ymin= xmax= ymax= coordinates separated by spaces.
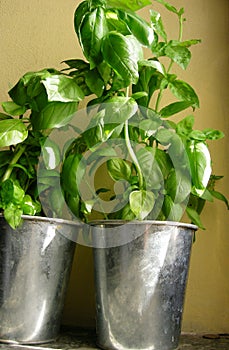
xmin=92 ymin=220 xmax=197 ymax=350
xmin=0 ymin=215 xmax=80 ymax=344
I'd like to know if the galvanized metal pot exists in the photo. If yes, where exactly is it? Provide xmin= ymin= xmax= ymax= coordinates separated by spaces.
xmin=92 ymin=220 xmax=197 ymax=350
xmin=0 ymin=215 xmax=80 ymax=344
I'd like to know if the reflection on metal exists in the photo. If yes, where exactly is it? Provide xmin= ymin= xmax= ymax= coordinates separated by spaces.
xmin=0 ymin=215 xmax=80 ymax=344
xmin=92 ymin=221 xmax=197 ymax=350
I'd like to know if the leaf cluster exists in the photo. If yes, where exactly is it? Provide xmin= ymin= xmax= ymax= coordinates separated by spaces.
xmin=0 ymin=69 xmax=84 ymax=228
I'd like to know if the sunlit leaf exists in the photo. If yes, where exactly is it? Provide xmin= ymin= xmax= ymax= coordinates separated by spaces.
xmin=107 ymin=0 xmax=151 ymax=11
xmin=102 ymin=32 xmax=140 ymax=86
xmin=2 ymin=101 xmax=26 ymax=116
xmin=107 ymin=158 xmax=132 ymax=181
xmin=31 ymin=102 xmax=78 ymax=130
xmin=169 ymin=79 xmax=199 ymax=108
xmin=42 ymin=75 xmax=84 ymax=102
xmin=0 ymin=119 xmax=28 ymax=147
xmin=129 ymin=190 xmax=155 ymax=220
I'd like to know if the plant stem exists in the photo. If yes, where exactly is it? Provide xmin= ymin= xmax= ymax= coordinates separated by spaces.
xmin=155 ymin=11 xmax=184 ymax=113
xmin=178 ymin=13 xmax=183 ymax=42
xmin=124 ymin=121 xmax=144 ymax=189
xmin=155 ymin=89 xmax=163 ymax=113
xmin=2 ymin=144 xmax=27 ymax=182
xmin=123 ymin=87 xmax=144 ymax=189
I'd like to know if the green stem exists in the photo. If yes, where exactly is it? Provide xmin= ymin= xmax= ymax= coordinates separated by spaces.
xmin=124 ymin=120 xmax=144 ymax=189
xmin=124 ymin=87 xmax=144 ymax=189
xmin=2 ymin=144 xmax=26 ymax=182
xmin=178 ymin=13 xmax=183 ymax=42
xmin=155 ymin=89 xmax=163 ymax=113
xmin=155 ymin=12 xmax=184 ymax=112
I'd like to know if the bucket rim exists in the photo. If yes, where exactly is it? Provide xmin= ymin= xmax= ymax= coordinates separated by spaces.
xmin=89 ymin=219 xmax=198 ymax=231
xmin=0 ymin=213 xmax=82 ymax=227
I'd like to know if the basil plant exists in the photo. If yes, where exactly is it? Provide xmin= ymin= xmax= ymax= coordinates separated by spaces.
xmin=0 ymin=69 xmax=84 ymax=228
xmin=61 ymin=0 xmax=228 ymax=228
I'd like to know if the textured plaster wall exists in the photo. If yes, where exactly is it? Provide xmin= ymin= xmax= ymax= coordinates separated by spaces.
xmin=0 ymin=0 xmax=228 ymax=333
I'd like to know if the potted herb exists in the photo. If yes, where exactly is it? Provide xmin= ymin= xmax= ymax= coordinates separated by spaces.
xmin=59 ymin=0 xmax=228 ymax=349
xmin=0 ymin=68 xmax=84 ymax=343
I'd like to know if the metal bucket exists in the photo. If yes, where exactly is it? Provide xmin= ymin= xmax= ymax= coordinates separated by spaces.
xmin=0 ymin=215 xmax=80 ymax=344
xmin=92 ymin=220 xmax=197 ymax=350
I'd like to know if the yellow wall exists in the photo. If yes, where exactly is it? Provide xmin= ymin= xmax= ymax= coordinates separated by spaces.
xmin=0 ymin=0 xmax=228 ymax=333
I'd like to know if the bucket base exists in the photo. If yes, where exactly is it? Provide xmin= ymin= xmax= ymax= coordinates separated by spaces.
xmin=0 ymin=337 xmax=56 ymax=345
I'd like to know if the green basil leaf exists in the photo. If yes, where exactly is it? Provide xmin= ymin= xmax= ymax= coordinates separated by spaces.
xmin=0 ymin=112 xmax=13 ymax=120
xmin=150 ymin=9 xmax=167 ymax=41
xmin=160 ymin=101 xmax=193 ymax=118
xmin=136 ymin=147 xmax=162 ymax=190
xmin=107 ymin=158 xmax=132 ymax=181
xmin=62 ymin=59 xmax=90 ymax=70
xmin=203 ymin=128 xmax=224 ymax=140
xmin=22 ymin=194 xmax=41 ymax=216
xmin=2 ymin=101 xmax=26 ymax=116
xmin=117 ymin=10 xmax=154 ymax=47
xmin=61 ymin=154 xmax=86 ymax=196
xmin=138 ymin=59 xmax=164 ymax=74
xmin=165 ymin=168 xmax=191 ymax=203
xmin=105 ymin=10 xmax=131 ymax=34
xmin=85 ymin=68 xmax=105 ymax=97
xmin=200 ymin=189 xmax=214 ymax=202
xmin=155 ymin=149 xmax=172 ymax=178
xmin=0 ymin=179 xmax=24 ymax=206
xmin=162 ymin=195 xmax=184 ymax=221
xmin=31 ymin=102 xmax=78 ymax=130
xmin=165 ymin=42 xmax=191 ymax=69
xmin=79 ymin=7 xmax=108 ymax=67
xmin=8 ymin=78 xmax=27 ymax=106
xmin=186 ymin=206 xmax=205 ymax=229
xmin=104 ymin=96 xmax=138 ymax=124
xmin=176 ymin=115 xmax=194 ymax=136
xmin=41 ymin=75 xmax=84 ymax=102
xmin=107 ymin=0 xmax=151 ymax=11
xmin=133 ymin=62 xmax=164 ymax=107
xmin=119 ymin=204 xmax=135 ymax=220
xmin=129 ymin=190 xmax=155 ymax=220
xmin=187 ymin=141 xmax=212 ymax=195
xmin=74 ymin=1 xmax=90 ymax=37
xmin=189 ymin=130 xmax=206 ymax=141
xmin=21 ymin=69 xmax=55 ymax=85
xmin=64 ymin=193 xmax=80 ymax=218
xmin=168 ymin=133 xmax=190 ymax=168
xmin=154 ymin=0 xmax=179 ymax=14
xmin=131 ymin=91 xmax=148 ymax=101
xmin=168 ymin=79 xmax=199 ymax=108
xmin=4 ymin=204 xmax=23 ymax=229
xmin=97 ymin=61 xmax=112 ymax=84
xmin=155 ymin=128 xmax=174 ymax=145
xmin=177 ymin=39 xmax=201 ymax=48
xmin=102 ymin=32 xmax=140 ymax=86
xmin=209 ymin=190 xmax=229 ymax=209
xmin=26 ymin=76 xmax=45 ymax=99
xmin=0 ymin=119 xmax=28 ymax=147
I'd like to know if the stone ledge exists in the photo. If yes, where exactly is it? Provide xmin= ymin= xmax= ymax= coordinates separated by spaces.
xmin=0 ymin=329 xmax=228 ymax=350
